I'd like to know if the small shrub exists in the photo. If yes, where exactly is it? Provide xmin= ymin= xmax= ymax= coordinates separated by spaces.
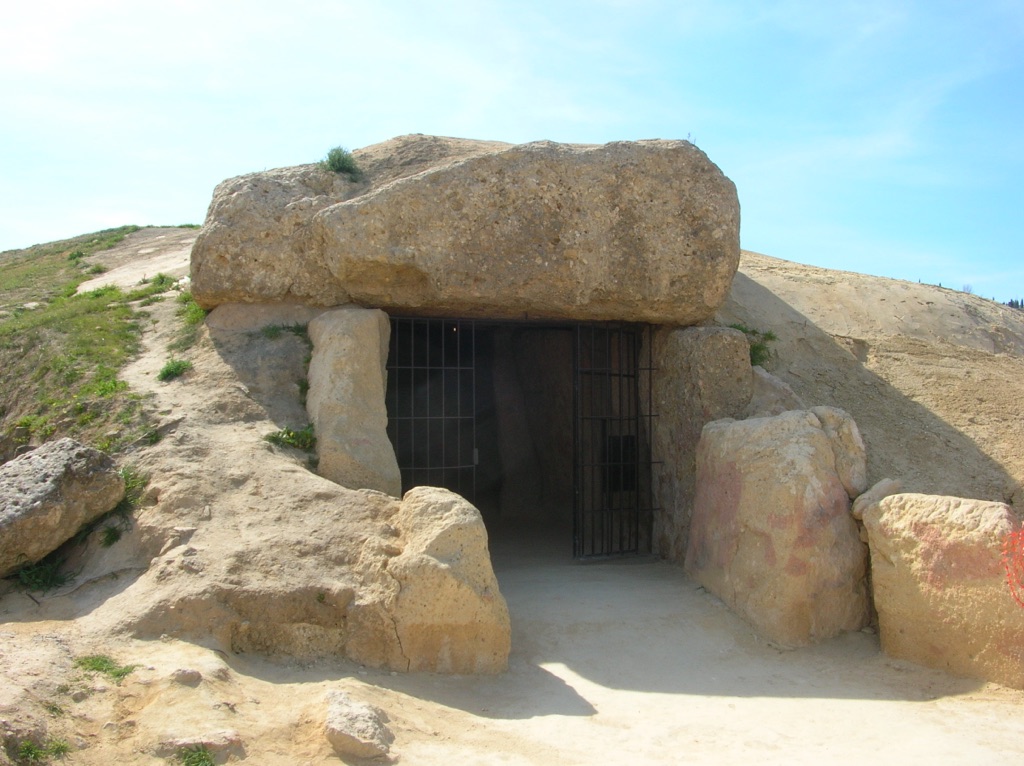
xmin=319 ymin=146 xmax=363 ymax=180
xmin=119 ymin=464 xmax=149 ymax=508
xmin=265 ymin=424 xmax=316 ymax=452
xmin=125 ymin=272 xmax=176 ymax=302
xmin=178 ymin=744 xmax=216 ymax=766
xmin=15 ymin=736 xmax=72 ymax=762
xmin=177 ymin=294 xmax=207 ymax=326
xmin=74 ymin=654 xmax=137 ymax=683
xmin=99 ymin=525 xmax=122 ymax=547
xmin=17 ymin=740 xmax=47 ymax=762
xmin=11 ymin=555 xmax=73 ymax=592
xmin=158 ymin=358 xmax=192 ymax=381
xmin=45 ymin=740 xmax=70 ymax=757
xmin=729 ymin=323 xmax=777 ymax=367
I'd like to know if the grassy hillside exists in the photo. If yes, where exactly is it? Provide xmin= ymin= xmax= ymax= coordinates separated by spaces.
xmin=0 ymin=226 xmax=189 ymax=460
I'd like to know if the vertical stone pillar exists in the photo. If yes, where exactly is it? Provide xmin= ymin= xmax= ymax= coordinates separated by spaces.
xmin=649 ymin=326 xmax=752 ymax=562
xmin=306 ymin=306 xmax=401 ymax=496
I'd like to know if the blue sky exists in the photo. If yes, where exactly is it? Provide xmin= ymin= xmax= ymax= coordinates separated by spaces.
xmin=2 ymin=0 xmax=1022 ymax=301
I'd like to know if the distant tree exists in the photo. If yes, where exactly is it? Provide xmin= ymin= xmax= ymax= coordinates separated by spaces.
xmin=1007 ymin=298 xmax=1023 ymax=310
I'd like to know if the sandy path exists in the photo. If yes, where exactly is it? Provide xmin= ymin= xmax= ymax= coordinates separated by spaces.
xmin=341 ymin=527 xmax=1024 ymax=764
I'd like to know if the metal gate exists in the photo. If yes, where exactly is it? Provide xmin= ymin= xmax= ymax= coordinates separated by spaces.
xmin=385 ymin=318 xmax=477 ymax=502
xmin=573 ymin=325 xmax=656 ymax=558
xmin=386 ymin=317 xmax=656 ymax=559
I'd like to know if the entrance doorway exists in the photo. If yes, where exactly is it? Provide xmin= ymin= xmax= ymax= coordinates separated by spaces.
xmin=385 ymin=317 xmax=657 ymax=558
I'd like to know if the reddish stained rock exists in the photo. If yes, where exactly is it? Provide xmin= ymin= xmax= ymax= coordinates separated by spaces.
xmin=685 ymin=410 xmax=868 ymax=647
xmin=861 ymin=493 xmax=1024 ymax=688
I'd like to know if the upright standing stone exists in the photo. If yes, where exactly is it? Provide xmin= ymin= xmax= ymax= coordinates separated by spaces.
xmin=306 ymin=306 xmax=401 ymax=496
xmin=685 ymin=411 xmax=869 ymax=646
xmin=860 ymin=493 xmax=1024 ymax=688
xmin=650 ymin=326 xmax=752 ymax=562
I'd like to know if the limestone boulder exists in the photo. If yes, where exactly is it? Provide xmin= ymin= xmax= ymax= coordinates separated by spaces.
xmin=860 ymin=493 xmax=1024 ymax=688
xmin=324 ymin=690 xmax=393 ymax=759
xmin=306 ymin=306 xmax=401 ymax=496
xmin=685 ymin=411 xmax=869 ymax=646
xmin=193 ymin=135 xmax=740 ymax=325
xmin=120 ymin=482 xmax=509 ymax=674
xmin=0 ymin=439 xmax=124 ymax=577
xmin=650 ymin=326 xmax=752 ymax=562
xmin=811 ymin=406 xmax=868 ymax=499
xmin=388 ymin=487 xmax=512 ymax=673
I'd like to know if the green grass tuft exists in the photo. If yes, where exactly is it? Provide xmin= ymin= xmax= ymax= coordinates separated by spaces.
xmin=177 ymin=744 xmax=216 ymax=766
xmin=99 ymin=525 xmax=122 ymax=547
xmin=74 ymin=654 xmax=137 ymax=683
xmin=10 ymin=555 xmax=73 ymax=593
xmin=165 ymin=291 xmax=207 ymax=352
xmin=125 ymin=272 xmax=177 ymax=302
xmin=17 ymin=741 xmax=47 ymax=763
xmin=265 ymin=424 xmax=316 ymax=452
xmin=158 ymin=358 xmax=192 ymax=381
xmin=729 ymin=323 xmax=777 ymax=367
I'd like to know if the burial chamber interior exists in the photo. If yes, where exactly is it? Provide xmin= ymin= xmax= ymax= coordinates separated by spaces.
xmin=384 ymin=316 xmax=658 ymax=559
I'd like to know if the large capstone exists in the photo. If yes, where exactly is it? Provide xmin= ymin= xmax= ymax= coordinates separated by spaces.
xmin=192 ymin=135 xmax=740 ymax=325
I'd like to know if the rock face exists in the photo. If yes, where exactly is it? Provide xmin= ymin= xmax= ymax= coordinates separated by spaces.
xmin=860 ymin=493 xmax=1024 ymax=688
xmin=190 ymin=166 xmax=358 ymax=308
xmin=0 ymin=438 xmax=124 ymax=577
xmin=324 ymin=690 xmax=393 ymax=759
xmin=192 ymin=135 xmax=740 ymax=326
xmin=122 ymin=484 xmax=510 ymax=674
xmin=387 ymin=487 xmax=511 ymax=673
xmin=650 ymin=326 xmax=752 ymax=563
xmin=744 ymin=365 xmax=805 ymax=417
xmin=306 ymin=306 xmax=401 ymax=496
xmin=685 ymin=410 xmax=869 ymax=646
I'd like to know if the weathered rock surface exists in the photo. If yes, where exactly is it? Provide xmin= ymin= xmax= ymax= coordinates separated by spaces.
xmin=0 ymin=438 xmax=124 ymax=577
xmin=190 ymin=165 xmax=358 ymax=308
xmin=810 ymin=406 xmax=869 ymax=499
xmin=306 ymin=305 xmax=401 ymax=496
xmin=851 ymin=478 xmax=902 ymax=521
xmin=650 ymin=326 xmax=752 ymax=562
xmin=860 ymin=493 xmax=1024 ymax=688
xmin=744 ymin=365 xmax=805 ymax=417
xmin=388 ymin=487 xmax=512 ymax=673
xmin=685 ymin=410 xmax=869 ymax=646
xmin=154 ymin=730 xmax=245 ymax=761
xmin=324 ymin=690 xmax=393 ymax=759
xmin=119 ymin=479 xmax=509 ymax=674
xmin=192 ymin=135 xmax=740 ymax=325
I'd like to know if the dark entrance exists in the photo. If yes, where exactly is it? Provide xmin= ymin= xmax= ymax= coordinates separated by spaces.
xmin=385 ymin=317 xmax=656 ymax=559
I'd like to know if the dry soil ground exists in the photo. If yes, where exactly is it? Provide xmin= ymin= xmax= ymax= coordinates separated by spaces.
xmin=3 ymin=230 xmax=1024 ymax=765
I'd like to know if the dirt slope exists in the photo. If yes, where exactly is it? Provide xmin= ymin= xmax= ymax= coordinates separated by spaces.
xmin=2 ymin=230 xmax=1024 ymax=764
xmin=720 ymin=250 xmax=1024 ymax=506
